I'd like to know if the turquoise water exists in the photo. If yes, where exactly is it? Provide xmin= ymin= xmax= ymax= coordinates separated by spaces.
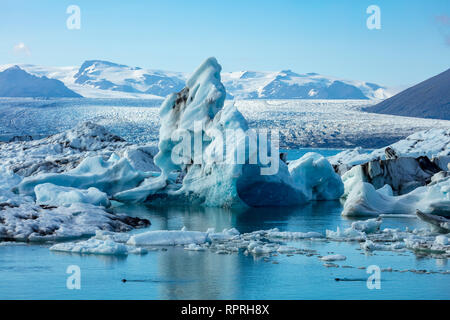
xmin=1 ymin=202 xmax=449 ymax=300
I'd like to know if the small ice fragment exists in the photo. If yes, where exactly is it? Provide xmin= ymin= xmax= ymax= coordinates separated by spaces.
xmin=320 ymin=254 xmax=347 ymax=261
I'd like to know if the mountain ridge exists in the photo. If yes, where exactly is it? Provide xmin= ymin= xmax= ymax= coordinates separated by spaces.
xmin=0 ymin=60 xmax=393 ymax=100
xmin=0 ymin=66 xmax=82 ymax=98
xmin=365 ymin=68 xmax=450 ymax=120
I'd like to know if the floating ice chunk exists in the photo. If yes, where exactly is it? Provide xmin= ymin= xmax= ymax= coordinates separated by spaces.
xmin=343 ymin=177 xmax=450 ymax=217
xmin=127 ymin=230 xmax=208 ymax=246
xmin=266 ymin=229 xmax=323 ymax=240
xmin=351 ymin=218 xmax=382 ymax=234
xmin=329 ymin=128 xmax=450 ymax=168
xmin=113 ymin=174 xmax=167 ymax=203
xmin=18 ymin=153 xmax=150 ymax=196
xmin=184 ymin=243 xmax=206 ymax=251
xmin=35 ymin=183 xmax=110 ymax=207
xmin=288 ymin=152 xmax=344 ymax=200
xmin=276 ymin=246 xmax=298 ymax=254
xmin=326 ymin=226 xmax=366 ymax=241
xmin=247 ymin=241 xmax=279 ymax=255
xmin=320 ymin=254 xmax=346 ymax=261
xmin=361 ymin=240 xmax=406 ymax=252
xmin=435 ymin=235 xmax=448 ymax=246
xmin=50 ymin=238 xmax=147 ymax=255
xmin=323 ymin=219 xmax=381 ymax=241
xmin=207 ymin=228 xmax=240 ymax=241
xmin=0 ymin=241 xmax=27 ymax=246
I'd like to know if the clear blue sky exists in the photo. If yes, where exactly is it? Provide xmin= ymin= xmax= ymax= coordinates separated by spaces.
xmin=1 ymin=0 xmax=449 ymax=86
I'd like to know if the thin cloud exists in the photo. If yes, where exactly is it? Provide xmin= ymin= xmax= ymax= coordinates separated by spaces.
xmin=435 ymin=14 xmax=450 ymax=26
xmin=13 ymin=42 xmax=31 ymax=56
xmin=435 ymin=14 xmax=450 ymax=46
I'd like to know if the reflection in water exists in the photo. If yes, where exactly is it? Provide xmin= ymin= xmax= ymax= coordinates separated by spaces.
xmin=51 ymin=251 xmax=128 ymax=265
xmin=113 ymin=200 xmax=345 ymax=235
xmin=156 ymin=248 xmax=239 ymax=299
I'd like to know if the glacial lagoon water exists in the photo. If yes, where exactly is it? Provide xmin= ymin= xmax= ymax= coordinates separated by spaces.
xmin=0 ymin=99 xmax=449 ymax=299
xmin=1 ymin=201 xmax=449 ymax=300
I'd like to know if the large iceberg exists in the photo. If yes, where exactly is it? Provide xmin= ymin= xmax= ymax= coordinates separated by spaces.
xmin=114 ymin=57 xmax=343 ymax=207
xmin=17 ymin=153 xmax=151 ymax=197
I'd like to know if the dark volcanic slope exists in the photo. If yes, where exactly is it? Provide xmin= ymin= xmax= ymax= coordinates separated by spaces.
xmin=0 ymin=66 xmax=82 ymax=98
xmin=365 ymin=68 xmax=450 ymax=120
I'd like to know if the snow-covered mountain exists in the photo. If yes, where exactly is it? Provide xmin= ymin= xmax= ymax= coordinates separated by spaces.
xmin=0 ymin=66 xmax=82 ymax=98
xmin=73 ymin=60 xmax=186 ymax=97
xmin=0 ymin=60 xmax=393 ymax=100
xmin=222 ymin=70 xmax=392 ymax=100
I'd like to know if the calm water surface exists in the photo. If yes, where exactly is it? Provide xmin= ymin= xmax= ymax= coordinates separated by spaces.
xmin=0 ymin=202 xmax=449 ymax=300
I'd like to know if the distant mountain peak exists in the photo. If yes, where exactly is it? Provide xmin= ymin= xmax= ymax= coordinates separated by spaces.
xmin=0 ymin=60 xmax=392 ymax=100
xmin=0 ymin=66 xmax=82 ymax=98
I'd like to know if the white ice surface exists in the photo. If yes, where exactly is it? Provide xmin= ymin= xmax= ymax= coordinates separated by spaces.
xmin=35 ymin=183 xmax=110 ymax=208
xmin=49 ymin=217 xmax=449 ymax=258
xmin=329 ymin=129 xmax=450 ymax=167
xmin=50 ymin=238 xmax=147 ymax=255
xmin=320 ymin=254 xmax=347 ymax=261
xmin=342 ymin=178 xmax=450 ymax=217
xmin=127 ymin=230 xmax=208 ymax=246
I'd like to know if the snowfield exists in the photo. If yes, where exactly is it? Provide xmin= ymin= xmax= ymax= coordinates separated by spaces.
xmin=236 ymin=99 xmax=450 ymax=148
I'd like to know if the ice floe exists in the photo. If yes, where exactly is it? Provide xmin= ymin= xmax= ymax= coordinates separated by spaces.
xmin=0 ymin=201 xmax=149 ymax=242
xmin=46 ymin=216 xmax=450 ymax=262
xmin=50 ymin=238 xmax=147 ymax=255
xmin=127 ymin=230 xmax=208 ymax=246
xmin=320 ymin=254 xmax=346 ymax=261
